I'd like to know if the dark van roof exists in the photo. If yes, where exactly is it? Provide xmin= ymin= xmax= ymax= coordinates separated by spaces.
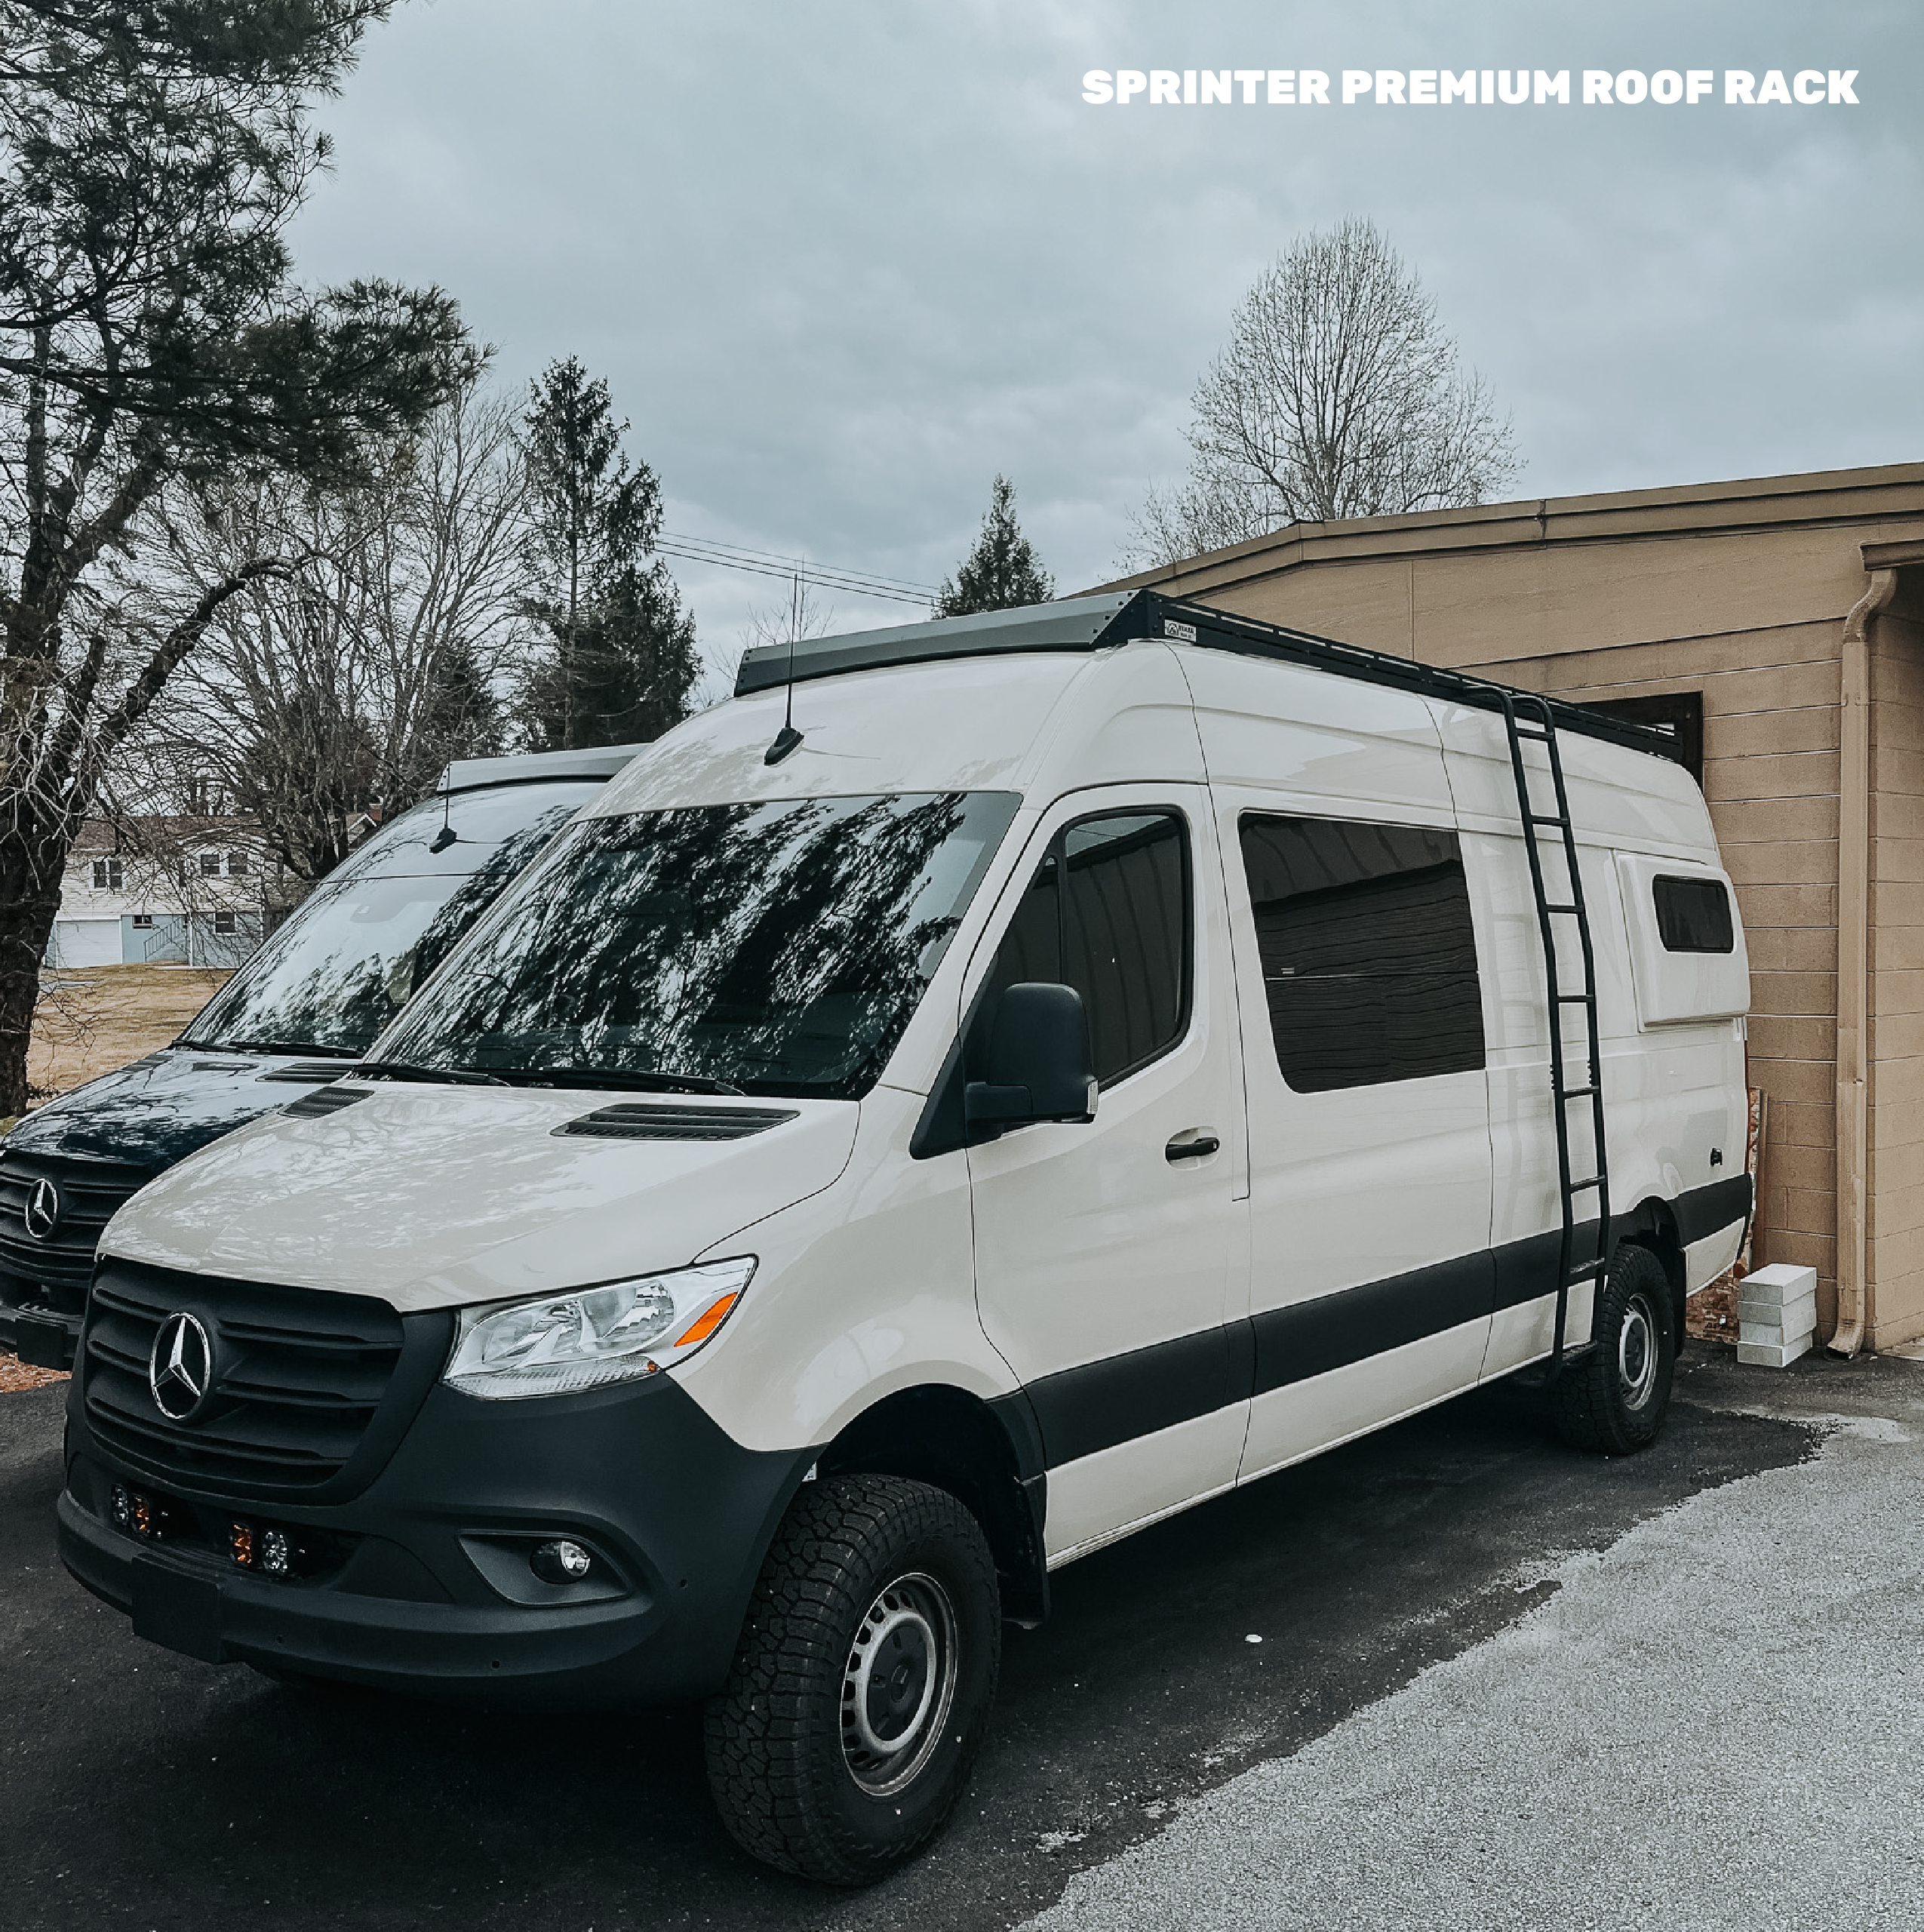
xmin=435 ymin=745 xmax=648 ymax=795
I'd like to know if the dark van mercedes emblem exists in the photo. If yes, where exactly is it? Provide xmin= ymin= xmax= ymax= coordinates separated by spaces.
xmin=149 ymin=1312 xmax=214 ymax=1421
xmin=23 ymin=1177 xmax=60 ymax=1241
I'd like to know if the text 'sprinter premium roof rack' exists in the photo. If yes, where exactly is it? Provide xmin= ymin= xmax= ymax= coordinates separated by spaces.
xmin=736 ymin=589 xmax=1681 ymax=767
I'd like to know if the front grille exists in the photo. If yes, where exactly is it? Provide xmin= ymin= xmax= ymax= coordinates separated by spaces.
xmin=555 ymin=1102 xmax=799 ymax=1141
xmin=84 ymin=1260 xmax=407 ymax=1494
xmin=0 ymin=1148 xmax=155 ymax=1311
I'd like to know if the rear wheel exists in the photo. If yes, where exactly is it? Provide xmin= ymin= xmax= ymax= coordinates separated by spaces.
xmin=1554 ymin=1241 xmax=1675 ymax=1454
xmin=704 ymin=1473 xmax=1000 ymax=1885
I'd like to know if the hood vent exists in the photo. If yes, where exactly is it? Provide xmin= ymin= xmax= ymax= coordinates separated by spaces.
xmin=261 ymin=1062 xmax=361 ymax=1083
xmin=283 ymin=1086 xmax=369 ymax=1118
xmin=555 ymin=1103 xmax=800 ymax=1142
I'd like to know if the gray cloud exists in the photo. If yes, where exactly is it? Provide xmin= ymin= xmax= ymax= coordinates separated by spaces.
xmin=287 ymin=0 xmax=1924 ymax=660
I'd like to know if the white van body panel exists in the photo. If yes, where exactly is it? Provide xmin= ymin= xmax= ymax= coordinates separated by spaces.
xmin=681 ymin=1085 xmax=1019 ymax=1453
xmin=98 ymin=1086 xmax=859 ymax=1312
xmin=1042 ymin=1407 xmax=1249 ymax=1566
xmin=1429 ymin=701 xmax=1719 ymax=859
xmin=1175 ymin=645 xmax=1454 ymax=820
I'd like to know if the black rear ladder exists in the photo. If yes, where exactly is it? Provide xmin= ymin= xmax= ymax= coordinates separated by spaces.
xmin=1501 ymin=694 xmax=1612 ymax=1381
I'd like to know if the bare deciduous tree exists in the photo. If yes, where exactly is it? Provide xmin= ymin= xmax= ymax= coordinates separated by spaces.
xmin=1126 ymin=220 xmax=1520 ymax=569
xmin=152 ymin=383 xmax=527 ymax=896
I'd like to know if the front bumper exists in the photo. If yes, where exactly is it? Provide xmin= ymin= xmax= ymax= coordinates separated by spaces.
xmin=60 ymin=1371 xmax=813 ymax=1710
xmin=1 ymin=1295 xmax=78 ymax=1368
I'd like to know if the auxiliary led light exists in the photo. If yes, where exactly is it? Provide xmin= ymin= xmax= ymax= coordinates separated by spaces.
xmin=260 ymin=1529 xmax=290 ymax=1577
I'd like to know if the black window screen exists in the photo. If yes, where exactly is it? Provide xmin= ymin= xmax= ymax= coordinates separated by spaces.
xmin=990 ymin=811 xmax=1188 ymax=1084
xmin=1652 ymin=875 xmax=1733 ymax=954
xmin=1238 ymin=814 xmax=1485 ymax=1094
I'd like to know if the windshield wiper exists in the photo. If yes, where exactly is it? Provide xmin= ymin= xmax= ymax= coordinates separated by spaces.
xmin=488 ymin=1065 xmax=746 ymax=1097
xmin=352 ymin=1060 xmax=508 ymax=1086
xmin=216 ymin=1038 xmax=362 ymax=1060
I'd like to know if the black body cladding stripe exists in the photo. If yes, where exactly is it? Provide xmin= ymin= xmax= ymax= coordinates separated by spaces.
xmin=1250 ymin=1249 xmax=1494 ymax=1395
xmin=1021 ymin=1174 xmax=1751 ymax=1470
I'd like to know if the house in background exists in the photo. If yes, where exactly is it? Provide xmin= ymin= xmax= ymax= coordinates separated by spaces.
xmin=1103 ymin=460 xmax=1924 ymax=1356
xmin=45 ymin=817 xmax=273 ymax=970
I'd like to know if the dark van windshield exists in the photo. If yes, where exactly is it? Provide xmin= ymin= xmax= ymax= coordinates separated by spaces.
xmin=375 ymin=792 xmax=1019 ymax=1100
xmin=180 ymin=782 xmax=603 ymax=1057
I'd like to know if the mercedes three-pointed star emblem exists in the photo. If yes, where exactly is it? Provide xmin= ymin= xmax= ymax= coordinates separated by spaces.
xmin=148 ymin=1312 xmax=214 ymax=1422
xmin=22 ymin=1177 xmax=60 ymax=1241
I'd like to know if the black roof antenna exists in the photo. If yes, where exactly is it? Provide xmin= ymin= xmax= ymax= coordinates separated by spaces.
xmin=429 ymin=781 xmax=457 ymax=852
xmin=764 ymin=571 xmax=805 ymax=765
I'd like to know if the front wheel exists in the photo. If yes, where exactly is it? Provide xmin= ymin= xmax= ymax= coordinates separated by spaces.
xmin=1554 ymin=1241 xmax=1676 ymax=1455
xmin=704 ymin=1473 xmax=1000 ymax=1885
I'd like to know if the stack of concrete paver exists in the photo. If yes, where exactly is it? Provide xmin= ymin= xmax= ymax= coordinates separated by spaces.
xmin=1735 ymin=1262 xmax=1818 ymax=1367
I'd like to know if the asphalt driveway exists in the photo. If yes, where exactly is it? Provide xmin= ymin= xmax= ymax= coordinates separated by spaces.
xmin=2 ymin=1349 xmax=1835 ymax=1931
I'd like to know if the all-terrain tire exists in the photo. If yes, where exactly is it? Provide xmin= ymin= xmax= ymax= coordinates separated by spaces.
xmin=703 ymin=1473 xmax=1000 ymax=1886
xmin=1554 ymin=1241 xmax=1676 ymax=1455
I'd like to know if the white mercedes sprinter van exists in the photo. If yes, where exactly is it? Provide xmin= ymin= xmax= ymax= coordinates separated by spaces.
xmin=58 ymin=592 xmax=1751 ymax=1884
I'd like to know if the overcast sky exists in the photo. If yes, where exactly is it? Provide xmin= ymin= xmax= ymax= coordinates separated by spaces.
xmin=289 ymin=0 xmax=1924 ymax=670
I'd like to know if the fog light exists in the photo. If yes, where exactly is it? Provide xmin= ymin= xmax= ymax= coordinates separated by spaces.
xmin=110 ymin=1484 xmax=133 ymax=1530
xmin=530 ymin=1539 xmax=594 ymax=1585
xmin=260 ymin=1529 xmax=290 ymax=1577
xmin=231 ymin=1521 xmax=254 ymax=1567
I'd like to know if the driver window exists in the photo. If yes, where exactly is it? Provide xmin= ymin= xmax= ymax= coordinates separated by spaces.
xmin=988 ymin=811 xmax=1189 ymax=1084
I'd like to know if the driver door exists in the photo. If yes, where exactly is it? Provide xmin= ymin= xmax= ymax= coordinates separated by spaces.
xmin=967 ymin=789 xmax=1247 ymax=1566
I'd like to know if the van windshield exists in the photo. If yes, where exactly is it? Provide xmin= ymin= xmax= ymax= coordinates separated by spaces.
xmin=373 ymin=791 xmax=1020 ymax=1100
xmin=181 ymin=783 xmax=601 ymax=1057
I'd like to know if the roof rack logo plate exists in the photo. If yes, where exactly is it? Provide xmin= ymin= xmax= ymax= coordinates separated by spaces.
xmin=1163 ymin=619 xmax=1198 ymax=643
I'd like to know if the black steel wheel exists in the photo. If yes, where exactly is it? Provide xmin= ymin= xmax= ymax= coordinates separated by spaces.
xmin=704 ymin=1473 xmax=1000 ymax=1886
xmin=1554 ymin=1241 xmax=1676 ymax=1454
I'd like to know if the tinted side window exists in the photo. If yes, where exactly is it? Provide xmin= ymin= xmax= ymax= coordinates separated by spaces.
xmin=991 ymin=811 xmax=1189 ymax=1084
xmin=1238 ymin=814 xmax=1484 ymax=1094
xmin=1652 ymin=875 xmax=1733 ymax=953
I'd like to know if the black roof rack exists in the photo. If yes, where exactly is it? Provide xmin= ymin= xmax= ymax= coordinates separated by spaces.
xmin=734 ymin=589 xmax=1682 ymax=767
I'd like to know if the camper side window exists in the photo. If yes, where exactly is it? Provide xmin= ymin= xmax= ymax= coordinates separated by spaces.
xmin=1652 ymin=875 xmax=1733 ymax=954
xmin=989 ymin=810 xmax=1189 ymax=1085
xmin=1237 ymin=814 xmax=1485 ymax=1094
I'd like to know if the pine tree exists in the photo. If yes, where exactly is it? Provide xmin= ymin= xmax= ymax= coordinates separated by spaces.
xmin=514 ymin=358 xmax=696 ymax=750
xmin=935 ymin=477 xmax=1053 ymax=617
xmin=0 ymin=1 xmax=475 ymax=1115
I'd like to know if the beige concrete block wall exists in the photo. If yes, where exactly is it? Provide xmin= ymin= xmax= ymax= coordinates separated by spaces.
xmin=1868 ymin=608 xmax=1924 ymax=1349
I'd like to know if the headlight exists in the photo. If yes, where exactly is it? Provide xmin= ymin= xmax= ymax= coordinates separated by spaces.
xmin=443 ymin=1257 xmax=755 ymax=1401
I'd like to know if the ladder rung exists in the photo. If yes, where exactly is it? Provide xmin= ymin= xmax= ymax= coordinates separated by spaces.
xmin=1556 ymin=1084 xmax=1599 ymax=1100
xmin=1514 ymin=727 xmax=1552 ymax=743
xmin=1544 ymin=902 xmax=1580 ymax=915
xmin=1566 ymin=1176 xmax=1603 ymax=1192
xmin=1529 ymin=814 xmax=1571 ymax=827
xmin=1566 ymin=1260 xmax=1606 ymax=1284
xmin=1555 ymin=992 xmax=1594 ymax=1003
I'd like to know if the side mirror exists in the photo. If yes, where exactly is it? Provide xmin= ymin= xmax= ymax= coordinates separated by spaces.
xmin=965 ymin=983 xmax=1098 ymax=1134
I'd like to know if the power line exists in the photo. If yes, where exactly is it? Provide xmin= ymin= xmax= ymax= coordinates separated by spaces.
xmin=656 ymin=530 xmax=938 ymax=607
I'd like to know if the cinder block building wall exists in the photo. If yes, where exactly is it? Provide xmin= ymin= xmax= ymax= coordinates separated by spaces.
xmin=1105 ymin=463 xmax=1924 ymax=1350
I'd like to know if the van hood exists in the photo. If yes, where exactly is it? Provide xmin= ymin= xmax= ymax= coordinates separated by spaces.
xmin=3 ymin=1046 xmax=351 ymax=1172
xmin=98 ymin=1083 xmax=860 ymax=1312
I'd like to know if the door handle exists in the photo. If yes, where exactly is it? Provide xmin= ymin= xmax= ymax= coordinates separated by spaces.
xmin=1165 ymin=1134 xmax=1220 ymax=1163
